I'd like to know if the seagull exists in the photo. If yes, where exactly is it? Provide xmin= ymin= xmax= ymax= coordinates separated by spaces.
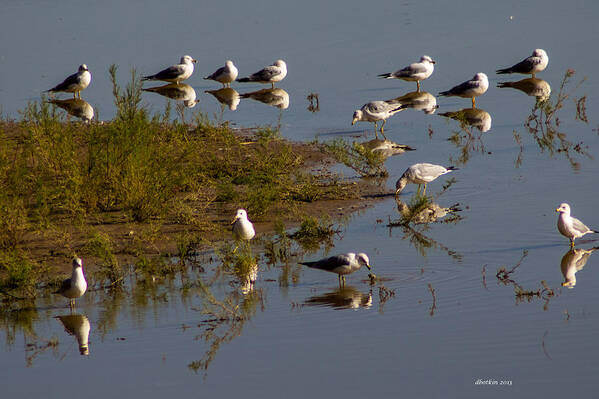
xmin=556 ymin=203 xmax=598 ymax=247
xmin=54 ymin=257 xmax=87 ymax=308
xmin=204 ymin=60 xmax=239 ymax=88
xmin=300 ymin=253 xmax=372 ymax=286
xmin=142 ymin=55 xmax=197 ymax=84
xmin=395 ymin=163 xmax=457 ymax=196
xmin=232 ymin=209 xmax=256 ymax=242
xmin=352 ymin=101 xmax=404 ymax=138
xmin=45 ymin=64 xmax=91 ymax=99
xmin=439 ymin=72 xmax=489 ymax=108
xmin=237 ymin=59 xmax=287 ymax=88
xmin=378 ymin=55 xmax=436 ymax=92
xmin=496 ymin=49 xmax=548 ymax=78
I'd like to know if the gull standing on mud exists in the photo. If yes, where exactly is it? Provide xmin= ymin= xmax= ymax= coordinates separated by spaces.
xmin=556 ymin=203 xmax=598 ymax=247
xmin=439 ymin=72 xmax=489 ymax=108
xmin=142 ymin=55 xmax=197 ymax=84
xmin=300 ymin=253 xmax=372 ymax=286
xmin=237 ymin=59 xmax=287 ymax=88
xmin=45 ymin=64 xmax=91 ymax=99
xmin=232 ymin=209 xmax=256 ymax=242
xmin=352 ymin=101 xmax=404 ymax=138
xmin=395 ymin=163 xmax=457 ymax=196
xmin=54 ymin=257 xmax=87 ymax=308
xmin=204 ymin=60 xmax=239 ymax=88
xmin=496 ymin=49 xmax=548 ymax=78
xmin=378 ymin=55 xmax=436 ymax=92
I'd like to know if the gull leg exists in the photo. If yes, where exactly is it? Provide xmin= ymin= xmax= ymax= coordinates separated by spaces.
xmin=570 ymin=239 xmax=575 ymax=248
xmin=423 ymin=183 xmax=427 ymax=196
xmin=271 ymin=82 xmax=275 ymax=89
xmin=532 ymin=73 xmax=536 ymax=79
xmin=471 ymin=97 xmax=476 ymax=108
xmin=380 ymin=120 xmax=388 ymax=139
xmin=417 ymin=81 xmax=421 ymax=92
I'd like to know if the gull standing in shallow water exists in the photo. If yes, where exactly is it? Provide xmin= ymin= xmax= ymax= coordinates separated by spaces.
xmin=142 ymin=55 xmax=197 ymax=84
xmin=232 ymin=209 xmax=256 ymax=242
xmin=237 ymin=60 xmax=287 ymax=88
xmin=46 ymin=64 xmax=91 ymax=99
xmin=300 ymin=253 xmax=372 ymax=286
xmin=54 ymin=257 xmax=87 ymax=308
xmin=439 ymin=72 xmax=489 ymax=108
xmin=378 ymin=55 xmax=436 ymax=92
xmin=496 ymin=49 xmax=548 ymax=78
xmin=352 ymin=101 xmax=404 ymax=138
xmin=204 ymin=60 xmax=239 ymax=88
xmin=395 ymin=163 xmax=457 ymax=196
xmin=556 ymin=203 xmax=598 ymax=247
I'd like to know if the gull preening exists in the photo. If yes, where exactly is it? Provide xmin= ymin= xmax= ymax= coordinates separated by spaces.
xmin=237 ymin=59 xmax=287 ymax=88
xmin=204 ymin=60 xmax=239 ymax=88
xmin=54 ymin=257 xmax=87 ymax=308
xmin=300 ymin=252 xmax=372 ymax=286
xmin=496 ymin=49 xmax=548 ymax=78
xmin=352 ymin=101 xmax=404 ymax=138
xmin=439 ymin=72 xmax=489 ymax=108
xmin=142 ymin=55 xmax=197 ymax=84
xmin=378 ymin=55 xmax=436 ymax=92
xmin=46 ymin=64 xmax=91 ymax=99
xmin=232 ymin=209 xmax=256 ymax=242
xmin=395 ymin=163 xmax=457 ymax=196
xmin=556 ymin=203 xmax=598 ymax=247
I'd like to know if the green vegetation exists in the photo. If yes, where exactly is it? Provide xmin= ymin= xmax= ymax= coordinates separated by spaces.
xmin=0 ymin=65 xmax=356 ymax=298
xmin=323 ymin=139 xmax=388 ymax=177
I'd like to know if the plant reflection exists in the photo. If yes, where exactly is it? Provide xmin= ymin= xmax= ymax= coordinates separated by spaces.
xmin=560 ymin=247 xmax=598 ymax=288
xmin=48 ymin=98 xmax=94 ymax=123
xmin=304 ymin=285 xmax=372 ymax=310
xmin=142 ymin=83 xmax=200 ymax=108
xmin=56 ymin=313 xmax=90 ymax=355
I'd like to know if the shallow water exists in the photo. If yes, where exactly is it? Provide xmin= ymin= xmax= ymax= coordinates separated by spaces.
xmin=2 ymin=0 xmax=599 ymax=398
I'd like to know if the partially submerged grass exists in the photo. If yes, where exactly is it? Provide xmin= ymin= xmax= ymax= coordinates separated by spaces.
xmin=322 ymin=139 xmax=388 ymax=177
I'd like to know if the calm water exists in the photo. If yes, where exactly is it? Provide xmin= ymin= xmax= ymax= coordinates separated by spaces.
xmin=2 ymin=0 xmax=599 ymax=398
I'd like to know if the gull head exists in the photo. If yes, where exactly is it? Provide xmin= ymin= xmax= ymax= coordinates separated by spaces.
xmin=356 ymin=253 xmax=372 ymax=270
xmin=181 ymin=55 xmax=197 ymax=64
xmin=473 ymin=72 xmax=488 ymax=82
xmin=556 ymin=203 xmax=571 ymax=215
xmin=352 ymin=110 xmax=362 ymax=125
xmin=273 ymin=59 xmax=286 ymax=68
xmin=78 ymin=64 xmax=89 ymax=72
xmin=421 ymin=55 xmax=435 ymax=64
xmin=533 ymin=49 xmax=547 ymax=59
xmin=225 ymin=60 xmax=235 ymax=68
xmin=72 ymin=257 xmax=83 ymax=269
xmin=395 ymin=176 xmax=408 ymax=195
xmin=232 ymin=208 xmax=249 ymax=223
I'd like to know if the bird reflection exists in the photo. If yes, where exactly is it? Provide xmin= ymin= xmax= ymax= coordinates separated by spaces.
xmin=560 ymin=247 xmax=598 ymax=288
xmin=439 ymin=107 xmax=492 ymax=132
xmin=304 ymin=286 xmax=372 ymax=310
xmin=55 ymin=314 xmax=90 ymax=355
xmin=361 ymin=138 xmax=415 ymax=160
xmin=205 ymin=87 xmax=240 ymax=111
xmin=238 ymin=262 xmax=258 ymax=295
xmin=396 ymin=198 xmax=461 ymax=225
xmin=48 ymin=98 xmax=94 ymax=123
xmin=240 ymin=88 xmax=289 ymax=109
xmin=142 ymin=83 xmax=200 ymax=108
xmin=387 ymin=91 xmax=438 ymax=114
xmin=497 ymin=78 xmax=551 ymax=100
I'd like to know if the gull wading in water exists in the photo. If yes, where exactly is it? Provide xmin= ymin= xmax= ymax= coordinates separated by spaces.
xmin=352 ymin=101 xmax=404 ymax=138
xmin=439 ymin=72 xmax=489 ymax=108
xmin=378 ymin=55 xmax=436 ymax=92
xmin=232 ymin=209 xmax=256 ymax=242
xmin=300 ymin=253 xmax=372 ymax=286
xmin=237 ymin=59 xmax=287 ymax=88
xmin=496 ymin=49 xmax=548 ymax=78
xmin=395 ymin=163 xmax=457 ymax=196
xmin=556 ymin=203 xmax=598 ymax=247
xmin=54 ymin=257 xmax=87 ymax=308
xmin=204 ymin=60 xmax=239 ymax=88
xmin=45 ymin=64 xmax=91 ymax=99
xmin=142 ymin=55 xmax=197 ymax=84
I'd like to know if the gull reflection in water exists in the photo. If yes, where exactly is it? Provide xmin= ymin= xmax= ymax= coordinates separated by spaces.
xmin=387 ymin=91 xmax=438 ymax=114
xmin=238 ymin=262 xmax=258 ymax=295
xmin=240 ymin=88 xmax=289 ymax=109
xmin=48 ymin=98 xmax=94 ymax=123
xmin=304 ymin=286 xmax=372 ymax=310
xmin=56 ymin=314 xmax=90 ymax=355
xmin=361 ymin=138 xmax=416 ymax=160
xmin=497 ymin=78 xmax=551 ymax=101
xmin=142 ymin=83 xmax=200 ymax=108
xmin=439 ymin=107 xmax=492 ymax=132
xmin=560 ymin=247 xmax=599 ymax=288
xmin=396 ymin=198 xmax=461 ymax=225
xmin=205 ymin=87 xmax=241 ymax=111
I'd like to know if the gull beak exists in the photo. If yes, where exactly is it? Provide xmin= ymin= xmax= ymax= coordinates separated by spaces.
xmin=366 ymin=264 xmax=372 ymax=270
xmin=192 ymin=59 xmax=198 ymax=63
xmin=555 ymin=208 xmax=560 ymax=213
xmin=432 ymin=60 xmax=436 ymax=64
xmin=231 ymin=216 xmax=238 ymax=225
xmin=351 ymin=118 xmax=357 ymax=126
